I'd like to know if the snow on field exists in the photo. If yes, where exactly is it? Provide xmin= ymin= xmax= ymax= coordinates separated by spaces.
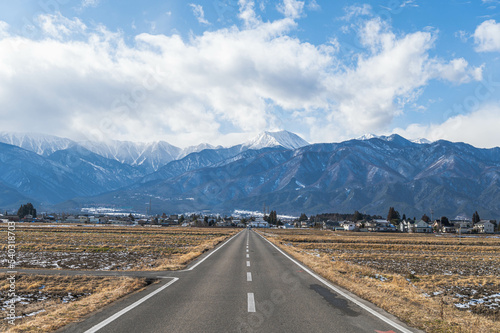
xmin=0 ymin=251 xmax=158 ymax=270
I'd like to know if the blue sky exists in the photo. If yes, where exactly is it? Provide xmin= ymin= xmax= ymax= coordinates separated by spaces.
xmin=0 ymin=0 xmax=499 ymax=148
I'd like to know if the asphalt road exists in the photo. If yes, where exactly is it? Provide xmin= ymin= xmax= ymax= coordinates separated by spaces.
xmin=34 ymin=229 xmax=421 ymax=333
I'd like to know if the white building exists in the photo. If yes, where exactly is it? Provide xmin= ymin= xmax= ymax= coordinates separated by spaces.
xmin=474 ymin=220 xmax=495 ymax=234
xmin=248 ymin=218 xmax=269 ymax=228
xmin=343 ymin=222 xmax=356 ymax=231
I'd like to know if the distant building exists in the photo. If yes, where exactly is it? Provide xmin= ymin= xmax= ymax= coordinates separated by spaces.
xmin=248 ymin=218 xmax=269 ymax=228
xmin=412 ymin=220 xmax=432 ymax=233
xmin=365 ymin=219 xmax=396 ymax=232
xmin=473 ymin=220 xmax=495 ymax=234
xmin=343 ymin=221 xmax=356 ymax=231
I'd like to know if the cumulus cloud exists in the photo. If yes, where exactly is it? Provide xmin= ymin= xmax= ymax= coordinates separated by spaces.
xmin=189 ymin=4 xmax=210 ymax=25
xmin=36 ymin=13 xmax=87 ymax=39
xmin=0 ymin=21 xmax=9 ymax=38
xmin=238 ymin=0 xmax=260 ymax=27
xmin=317 ymin=18 xmax=483 ymax=137
xmin=277 ymin=0 xmax=305 ymax=19
xmin=394 ymin=105 xmax=500 ymax=148
xmin=0 ymin=2 xmax=485 ymax=147
xmin=474 ymin=20 xmax=500 ymax=52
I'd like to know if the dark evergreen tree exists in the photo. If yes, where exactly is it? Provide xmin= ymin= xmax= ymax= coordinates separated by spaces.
xmin=421 ymin=214 xmax=430 ymax=222
xmin=440 ymin=216 xmax=450 ymax=226
xmin=472 ymin=211 xmax=481 ymax=224
xmin=298 ymin=213 xmax=308 ymax=222
xmin=268 ymin=210 xmax=278 ymax=225
xmin=402 ymin=214 xmax=407 ymax=221
xmin=387 ymin=207 xmax=400 ymax=222
xmin=353 ymin=211 xmax=362 ymax=221
xmin=17 ymin=203 xmax=36 ymax=219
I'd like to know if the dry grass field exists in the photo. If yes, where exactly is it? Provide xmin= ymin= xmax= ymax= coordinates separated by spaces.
xmin=0 ymin=274 xmax=148 ymax=332
xmin=0 ymin=225 xmax=238 ymax=271
xmin=259 ymin=229 xmax=500 ymax=333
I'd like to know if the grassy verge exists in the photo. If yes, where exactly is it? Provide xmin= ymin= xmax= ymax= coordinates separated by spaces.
xmin=0 ymin=274 xmax=149 ymax=332
xmin=258 ymin=229 xmax=500 ymax=333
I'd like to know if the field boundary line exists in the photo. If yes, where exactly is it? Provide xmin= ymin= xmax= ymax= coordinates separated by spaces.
xmin=84 ymin=277 xmax=179 ymax=333
xmin=255 ymin=231 xmax=415 ymax=333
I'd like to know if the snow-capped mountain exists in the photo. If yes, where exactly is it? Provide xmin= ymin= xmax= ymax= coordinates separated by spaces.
xmin=2 ymin=130 xmax=500 ymax=218
xmin=0 ymin=132 xmax=74 ymax=156
xmin=243 ymin=130 xmax=309 ymax=150
xmin=0 ymin=142 xmax=143 ymax=205
xmin=357 ymin=133 xmax=432 ymax=145
xmin=356 ymin=133 xmax=380 ymax=141
xmin=79 ymin=140 xmax=182 ymax=173
xmin=411 ymin=138 xmax=432 ymax=144
xmin=64 ymin=135 xmax=500 ymax=217
xmin=178 ymin=143 xmax=222 ymax=159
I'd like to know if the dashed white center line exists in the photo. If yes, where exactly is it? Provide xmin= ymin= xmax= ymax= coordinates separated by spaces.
xmin=246 ymin=261 xmax=250 ymax=267
xmin=246 ymin=249 xmax=249 ymax=252
xmin=246 ymin=254 xmax=249 ymax=258
xmin=247 ymin=293 xmax=256 ymax=312
xmin=247 ymin=272 xmax=252 ymax=282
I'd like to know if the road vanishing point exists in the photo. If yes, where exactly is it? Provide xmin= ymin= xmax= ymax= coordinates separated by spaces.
xmin=18 ymin=229 xmax=422 ymax=333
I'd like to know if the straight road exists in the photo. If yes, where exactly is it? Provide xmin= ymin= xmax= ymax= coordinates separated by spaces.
xmin=57 ymin=229 xmax=419 ymax=333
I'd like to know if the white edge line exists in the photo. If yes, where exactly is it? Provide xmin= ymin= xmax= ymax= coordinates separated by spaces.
xmin=255 ymin=231 xmax=414 ymax=333
xmin=179 ymin=230 xmax=243 ymax=272
xmin=248 ymin=293 xmax=256 ymax=312
xmin=84 ymin=277 xmax=179 ymax=333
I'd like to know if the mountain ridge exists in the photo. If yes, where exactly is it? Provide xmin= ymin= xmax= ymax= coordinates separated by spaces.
xmin=1 ymin=132 xmax=499 ymax=218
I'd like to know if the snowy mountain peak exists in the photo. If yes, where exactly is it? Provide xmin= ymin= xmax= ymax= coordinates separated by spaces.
xmin=356 ymin=133 xmax=380 ymax=141
xmin=179 ymin=143 xmax=222 ymax=159
xmin=411 ymin=138 xmax=432 ymax=144
xmin=0 ymin=132 xmax=74 ymax=156
xmin=244 ymin=130 xmax=309 ymax=150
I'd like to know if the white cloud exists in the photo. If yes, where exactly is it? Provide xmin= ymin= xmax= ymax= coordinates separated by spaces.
xmin=434 ymin=58 xmax=483 ymax=84
xmin=342 ymin=4 xmax=372 ymax=21
xmin=36 ymin=13 xmax=86 ymax=39
xmin=189 ymin=4 xmax=210 ymax=25
xmin=81 ymin=0 xmax=100 ymax=9
xmin=238 ymin=0 xmax=260 ymax=27
xmin=307 ymin=0 xmax=320 ymax=11
xmin=394 ymin=105 xmax=500 ymax=148
xmin=455 ymin=30 xmax=469 ymax=43
xmin=316 ymin=18 xmax=482 ymax=137
xmin=474 ymin=20 xmax=500 ymax=52
xmin=277 ymin=0 xmax=305 ymax=19
xmin=400 ymin=0 xmax=418 ymax=8
xmin=0 ymin=6 xmax=484 ymax=147
xmin=0 ymin=21 xmax=9 ymax=38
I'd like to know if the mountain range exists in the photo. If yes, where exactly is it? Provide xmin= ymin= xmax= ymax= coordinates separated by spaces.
xmin=0 ymin=130 xmax=499 ymax=219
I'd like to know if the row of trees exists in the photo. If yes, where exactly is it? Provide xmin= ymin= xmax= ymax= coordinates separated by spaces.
xmin=387 ymin=207 xmax=482 ymax=225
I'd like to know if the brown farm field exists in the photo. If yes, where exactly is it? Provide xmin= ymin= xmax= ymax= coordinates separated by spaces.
xmin=258 ymin=229 xmax=500 ymax=333
xmin=0 ymin=225 xmax=238 ymax=331
xmin=0 ymin=225 xmax=238 ymax=271
xmin=0 ymin=273 xmax=148 ymax=332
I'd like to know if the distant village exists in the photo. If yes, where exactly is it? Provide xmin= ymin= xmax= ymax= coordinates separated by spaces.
xmin=1 ymin=203 xmax=498 ymax=234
